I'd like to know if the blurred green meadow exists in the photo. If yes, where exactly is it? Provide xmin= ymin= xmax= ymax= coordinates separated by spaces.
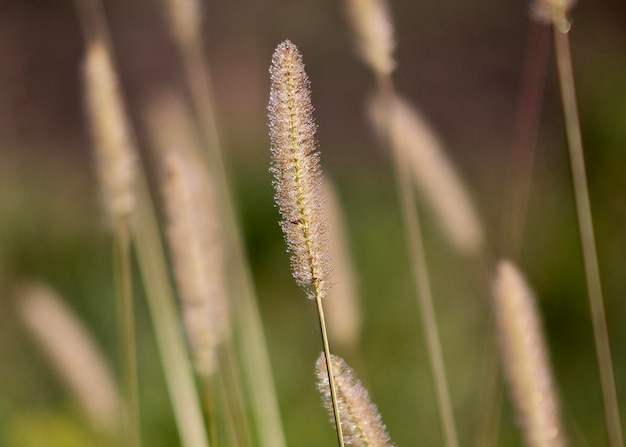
xmin=1 ymin=0 xmax=626 ymax=446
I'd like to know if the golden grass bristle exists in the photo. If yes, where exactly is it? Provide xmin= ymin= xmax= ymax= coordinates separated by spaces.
xmin=149 ymin=95 xmax=229 ymax=376
xmin=83 ymin=38 xmax=137 ymax=227
xmin=316 ymin=353 xmax=395 ymax=447
xmin=343 ymin=0 xmax=396 ymax=76
xmin=268 ymin=40 xmax=331 ymax=300
xmin=369 ymin=93 xmax=485 ymax=257
xmin=322 ymin=178 xmax=362 ymax=349
xmin=163 ymin=0 xmax=202 ymax=52
xmin=16 ymin=282 xmax=120 ymax=436
xmin=531 ymin=0 xmax=575 ymax=31
xmin=493 ymin=260 xmax=567 ymax=447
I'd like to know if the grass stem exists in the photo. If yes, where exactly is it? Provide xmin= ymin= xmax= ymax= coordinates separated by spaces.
xmin=553 ymin=25 xmax=623 ymax=447
xmin=501 ymin=22 xmax=550 ymax=261
xmin=315 ymin=293 xmax=346 ymax=447
xmin=114 ymin=218 xmax=141 ymax=447
xmin=134 ymin=178 xmax=210 ymax=447
xmin=378 ymin=75 xmax=459 ymax=447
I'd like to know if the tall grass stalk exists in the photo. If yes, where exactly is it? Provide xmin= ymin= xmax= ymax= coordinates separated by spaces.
xmin=501 ymin=22 xmax=550 ymax=261
xmin=552 ymin=22 xmax=623 ymax=447
xmin=268 ymin=40 xmax=344 ymax=447
xmin=343 ymin=0 xmax=461 ymax=440
xmin=134 ymin=179 xmax=211 ymax=447
xmin=113 ymin=218 xmax=141 ymax=447
xmin=162 ymin=2 xmax=287 ymax=445
xmin=381 ymin=80 xmax=459 ymax=447
xmin=364 ymin=47 xmax=460 ymax=447
xmin=216 ymin=347 xmax=254 ymax=447
xmin=79 ymin=6 xmax=142 ymax=443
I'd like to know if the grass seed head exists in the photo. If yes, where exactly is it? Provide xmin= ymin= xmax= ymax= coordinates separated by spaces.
xmin=83 ymin=39 xmax=138 ymax=227
xmin=316 ymin=353 xmax=395 ymax=447
xmin=344 ymin=0 xmax=396 ymax=76
xmin=493 ymin=260 xmax=567 ymax=447
xmin=268 ymin=40 xmax=331 ymax=299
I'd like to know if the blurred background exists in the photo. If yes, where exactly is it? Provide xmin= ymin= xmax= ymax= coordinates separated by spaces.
xmin=1 ymin=0 xmax=626 ymax=445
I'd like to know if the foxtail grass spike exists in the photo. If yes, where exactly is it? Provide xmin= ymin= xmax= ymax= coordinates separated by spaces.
xmin=316 ymin=354 xmax=395 ymax=447
xmin=83 ymin=39 xmax=137 ymax=227
xmin=493 ymin=260 xmax=567 ymax=447
xmin=268 ymin=40 xmax=331 ymax=300
xmin=269 ymin=40 xmax=344 ymax=447
xmin=146 ymin=91 xmax=230 ymax=378
xmin=369 ymin=93 xmax=485 ymax=257
xmin=343 ymin=0 xmax=396 ymax=76
xmin=160 ymin=148 xmax=230 ymax=377
xmin=16 ymin=282 xmax=121 ymax=437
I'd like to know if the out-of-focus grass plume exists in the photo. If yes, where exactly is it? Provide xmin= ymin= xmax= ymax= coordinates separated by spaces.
xmin=147 ymin=92 xmax=230 ymax=378
xmin=493 ymin=261 xmax=567 ymax=447
xmin=369 ymin=93 xmax=485 ymax=257
xmin=15 ymin=282 xmax=120 ymax=437
xmin=83 ymin=39 xmax=138 ymax=228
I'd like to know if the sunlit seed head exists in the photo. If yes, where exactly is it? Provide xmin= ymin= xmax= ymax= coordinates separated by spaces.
xmin=268 ymin=41 xmax=331 ymax=299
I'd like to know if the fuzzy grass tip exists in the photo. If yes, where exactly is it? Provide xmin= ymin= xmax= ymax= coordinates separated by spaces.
xmin=268 ymin=40 xmax=331 ymax=299
xmin=160 ymin=144 xmax=229 ymax=377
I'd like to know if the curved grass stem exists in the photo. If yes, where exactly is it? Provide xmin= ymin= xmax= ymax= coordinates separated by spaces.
xmin=377 ymin=75 xmax=459 ymax=447
xmin=553 ymin=26 xmax=623 ymax=447
xmin=134 ymin=179 xmax=211 ymax=447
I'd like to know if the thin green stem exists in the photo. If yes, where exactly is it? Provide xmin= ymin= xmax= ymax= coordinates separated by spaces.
xmin=315 ymin=294 xmax=345 ymax=447
xmin=215 ymin=369 xmax=242 ymax=447
xmin=472 ymin=330 xmax=503 ymax=447
xmin=501 ymin=22 xmax=550 ymax=261
xmin=114 ymin=218 xmax=141 ymax=447
xmin=134 ymin=179 xmax=210 ymax=447
xmin=219 ymin=343 xmax=255 ymax=447
xmin=200 ymin=376 xmax=217 ymax=447
xmin=553 ymin=26 xmax=623 ymax=447
xmin=378 ymin=75 xmax=459 ymax=447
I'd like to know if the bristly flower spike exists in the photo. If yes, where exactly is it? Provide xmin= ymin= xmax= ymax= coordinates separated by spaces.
xmin=268 ymin=40 xmax=345 ymax=447
xmin=268 ymin=40 xmax=331 ymax=300
xmin=316 ymin=353 xmax=395 ymax=447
